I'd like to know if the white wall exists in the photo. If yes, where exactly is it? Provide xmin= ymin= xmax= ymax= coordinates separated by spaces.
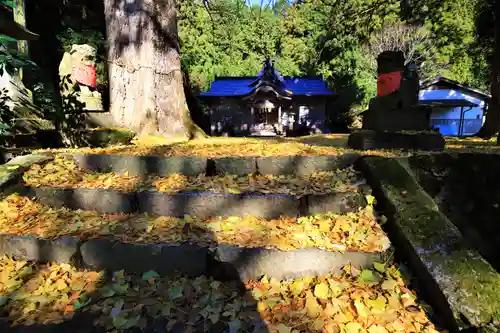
xmin=419 ymin=88 xmax=486 ymax=136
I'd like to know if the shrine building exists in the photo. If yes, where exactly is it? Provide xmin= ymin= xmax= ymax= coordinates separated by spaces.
xmin=199 ymin=60 xmax=335 ymax=136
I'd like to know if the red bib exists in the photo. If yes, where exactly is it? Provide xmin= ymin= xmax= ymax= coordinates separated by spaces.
xmin=72 ymin=64 xmax=97 ymax=88
xmin=377 ymin=71 xmax=402 ymax=96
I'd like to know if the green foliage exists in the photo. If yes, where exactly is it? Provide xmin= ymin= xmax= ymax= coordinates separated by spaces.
xmin=178 ymin=0 xmax=401 ymax=107
xmin=57 ymin=28 xmax=104 ymax=52
xmin=3 ymin=0 xmax=485 ymax=132
xmin=0 ymin=0 xmax=16 ymax=44
xmin=178 ymin=0 xmax=311 ymax=90
xmin=404 ymin=0 xmax=489 ymax=90
xmin=177 ymin=0 xmax=490 ymax=130
xmin=0 ymin=48 xmax=36 ymax=75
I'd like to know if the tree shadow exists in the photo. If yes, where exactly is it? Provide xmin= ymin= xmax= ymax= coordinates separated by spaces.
xmin=407 ymin=153 xmax=500 ymax=273
xmin=0 ymin=154 xmax=314 ymax=333
xmin=294 ymin=134 xmax=349 ymax=148
xmin=0 ymin=191 xmax=266 ymax=333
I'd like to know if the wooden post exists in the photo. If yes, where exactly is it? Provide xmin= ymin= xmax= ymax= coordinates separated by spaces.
xmin=13 ymin=0 xmax=27 ymax=54
xmin=458 ymin=106 xmax=464 ymax=137
xmin=278 ymin=106 xmax=282 ymax=134
xmin=13 ymin=0 xmax=27 ymax=80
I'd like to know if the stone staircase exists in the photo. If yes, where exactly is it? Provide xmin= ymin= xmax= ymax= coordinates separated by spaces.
xmin=0 ymin=152 xmax=449 ymax=332
xmin=0 ymin=152 xmax=392 ymax=282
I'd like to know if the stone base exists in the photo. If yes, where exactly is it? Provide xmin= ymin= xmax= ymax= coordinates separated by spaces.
xmin=348 ymin=130 xmax=445 ymax=151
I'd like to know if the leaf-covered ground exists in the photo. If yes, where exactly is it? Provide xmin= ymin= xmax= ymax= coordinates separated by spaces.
xmin=22 ymin=156 xmax=365 ymax=196
xmin=0 ymin=256 xmax=443 ymax=333
xmin=0 ymin=194 xmax=390 ymax=252
xmin=36 ymin=135 xmax=500 ymax=158
xmin=38 ymin=135 xmax=407 ymax=158
xmin=0 ymin=256 xmax=102 ymax=326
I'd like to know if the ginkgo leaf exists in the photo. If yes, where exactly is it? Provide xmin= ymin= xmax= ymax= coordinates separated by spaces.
xmin=270 ymin=323 xmax=292 ymax=333
xmin=141 ymin=271 xmax=160 ymax=283
xmin=55 ymin=279 xmax=68 ymax=291
xmin=354 ymin=299 xmax=369 ymax=318
xmin=40 ymin=136 xmax=415 ymax=159
xmin=112 ymin=315 xmax=128 ymax=329
xmin=305 ymin=291 xmax=322 ymax=318
xmin=359 ymin=269 xmax=379 ymax=283
xmin=313 ymin=282 xmax=330 ymax=300
xmin=365 ymin=195 xmax=375 ymax=205
xmin=344 ymin=322 xmax=363 ymax=333
xmin=368 ymin=324 xmax=389 ymax=333
xmin=0 ymin=194 xmax=390 ymax=253
xmin=381 ymin=279 xmax=399 ymax=291
xmin=373 ymin=262 xmax=386 ymax=273
xmin=22 ymin=156 xmax=364 ymax=197
xmin=366 ymin=295 xmax=387 ymax=313
xmin=0 ymin=255 xmax=439 ymax=332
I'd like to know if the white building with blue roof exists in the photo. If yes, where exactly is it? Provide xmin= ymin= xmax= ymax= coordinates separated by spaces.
xmin=419 ymin=77 xmax=491 ymax=136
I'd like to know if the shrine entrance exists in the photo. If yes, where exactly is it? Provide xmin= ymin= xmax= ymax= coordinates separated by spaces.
xmin=250 ymin=100 xmax=283 ymax=136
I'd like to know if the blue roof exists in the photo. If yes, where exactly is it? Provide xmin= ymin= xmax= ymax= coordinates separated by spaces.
xmin=200 ymin=77 xmax=334 ymax=97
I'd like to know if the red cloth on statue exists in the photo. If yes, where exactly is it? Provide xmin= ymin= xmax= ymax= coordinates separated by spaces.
xmin=72 ymin=64 xmax=97 ymax=88
xmin=377 ymin=71 xmax=402 ymax=96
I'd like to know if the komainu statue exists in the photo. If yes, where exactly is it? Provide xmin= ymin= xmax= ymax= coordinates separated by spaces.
xmin=58 ymin=44 xmax=103 ymax=111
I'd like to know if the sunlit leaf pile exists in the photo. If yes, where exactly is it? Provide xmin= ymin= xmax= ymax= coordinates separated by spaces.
xmin=0 ymin=194 xmax=389 ymax=252
xmin=22 ymin=156 xmax=365 ymax=196
xmin=39 ymin=135 xmax=411 ymax=158
xmin=0 ymin=256 xmax=103 ymax=326
xmin=0 ymin=256 xmax=443 ymax=333
xmin=37 ymin=135 xmax=500 ymax=161
xmin=40 ymin=136 xmax=353 ymax=157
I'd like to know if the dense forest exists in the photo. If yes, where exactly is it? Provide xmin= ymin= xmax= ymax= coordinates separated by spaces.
xmin=178 ymin=0 xmax=493 ymax=118
xmin=0 ymin=0 xmax=497 ymax=136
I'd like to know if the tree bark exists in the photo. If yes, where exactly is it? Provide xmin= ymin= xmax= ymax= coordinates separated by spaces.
xmin=103 ymin=0 xmax=206 ymax=139
xmin=477 ymin=1 xmax=500 ymax=140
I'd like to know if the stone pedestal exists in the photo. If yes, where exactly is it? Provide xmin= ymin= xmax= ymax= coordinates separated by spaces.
xmin=362 ymin=106 xmax=432 ymax=132
xmin=348 ymin=130 xmax=445 ymax=151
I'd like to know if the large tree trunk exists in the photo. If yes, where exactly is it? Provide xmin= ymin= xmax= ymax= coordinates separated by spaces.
xmin=477 ymin=0 xmax=500 ymax=140
xmin=103 ymin=0 xmax=206 ymax=139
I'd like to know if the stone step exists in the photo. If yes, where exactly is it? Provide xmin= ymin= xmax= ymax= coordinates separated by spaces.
xmin=0 ymin=191 xmax=390 ymax=282
xmin=69 ymin=153 xmax=360 ymax=176
xmin=21 ymin=186 xmax=367 ymax=218
xmin=0 ymin=234 xmax=388 ymax=282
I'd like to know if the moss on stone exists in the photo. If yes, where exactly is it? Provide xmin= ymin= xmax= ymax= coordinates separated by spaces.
xmin=362 ymin=156 xmax=438 ymax=210
xmin=423 ymin=249 xmax=500 ymax=326
xmin=85 ymin=128 xmax=135 ymax=147
xmin=395 ymin=206 xmax=464 ymax=253
xmin=361 ymin=156 xmax=500 ymax=329
xmin=0 ymin=154 xmax=54 ymax=191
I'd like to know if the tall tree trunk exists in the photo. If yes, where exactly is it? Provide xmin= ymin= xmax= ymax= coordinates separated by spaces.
xmin=477 ymin=0 xmax=500 ymax=140
xmin=103 ymin=0 xmax=206 ymax=139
